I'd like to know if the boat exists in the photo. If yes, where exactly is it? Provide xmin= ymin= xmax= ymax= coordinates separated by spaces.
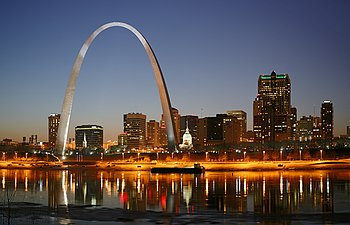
xmin=151 ymin=163 xmax=204 ymax=174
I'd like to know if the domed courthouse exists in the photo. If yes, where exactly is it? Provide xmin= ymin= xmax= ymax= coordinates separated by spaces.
xmin=179 ymin=122 xmax=193 ymax=150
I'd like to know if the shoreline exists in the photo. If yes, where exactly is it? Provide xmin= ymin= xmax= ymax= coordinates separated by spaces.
xmin=2 ymin=159 xmax=350 ymax=171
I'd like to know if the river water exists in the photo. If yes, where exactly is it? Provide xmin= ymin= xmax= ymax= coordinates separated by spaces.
xmin=1 ymin=169 xmax=350 ymax=224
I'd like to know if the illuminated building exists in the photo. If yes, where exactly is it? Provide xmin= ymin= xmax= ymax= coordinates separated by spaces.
xmin=146 ymin=120 xmax=160 ymax=148
xmin=48 ymin=113 xmax=60 ymax=148
xmin=179 ymin=121 xmax=193 ymax=150
xmin=290 ymin=107 xmax=297 ymax=141
xmin=227 ymin=110 xmax=247 ymax=142
xmin=160 ymin=108 xmax=180 ymax=147
xmin=296 ymin=116 xmax=322 ymax=142
xmin=117 ymin=133 xmax=127 ymax=148
xmin=123 ymin=113 xmax=146 ymax=150
xmin=180 ymin=115 xmax=199 ymax=146
xmin=253 ymin=71 xmax=292 ymax=145
xmin=321 ymin=100 xmax=333 ymax=140
xmin=198 ymin=114 xmax=239 ymax=148
xmin=75 ymin=125 xmax=103 ymax=149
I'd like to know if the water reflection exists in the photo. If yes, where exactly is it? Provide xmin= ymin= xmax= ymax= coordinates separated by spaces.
xmin=1 ymin=169 xmax=350 ymax=215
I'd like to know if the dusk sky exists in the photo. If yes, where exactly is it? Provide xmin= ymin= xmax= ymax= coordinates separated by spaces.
xmin=1 ymin=0 xmax=349 ymax=142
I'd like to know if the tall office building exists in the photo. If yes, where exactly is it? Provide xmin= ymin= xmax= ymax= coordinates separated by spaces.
xmin=198 ymin=114 xmax=239 ymax=148
xmin=159 ymin=107 xmax=180 ymax=146
xmin=146 ymin=120 xmax=160 ymax=148
xmin=123 ymin=113 xmax=146 ymax=150
xmin=321 ymin=100 xmax=333 ymax=140
xmin=180 ymin=115 xmax=199 ymax=146
xmin=227 ymin=110 xmax=247 ymax=142
xmin=48 ymin=113 xmax=60 ymax=148
xmin=253 ymin=71 xmax=291 ymax=144
xmin=75 ymin=125 xmax=103 ymax=149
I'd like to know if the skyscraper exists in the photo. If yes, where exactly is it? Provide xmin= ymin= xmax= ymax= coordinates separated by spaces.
xmin=226 ymin=110 xmax=247 ymax=142
xmin=123 ymin=113 xmax=146 ymax=150
xmin=321 ymin=100 xmax=333 ymax=140
xmin=146 ymin=120 xmax=160 ymax=148
xmin=48 ymin=113 xmax=60 ymax=148
xmin=253 ymin=71 xmax=292 ymax=145
xmin=75 ymin=125 xmax=103 ymax=149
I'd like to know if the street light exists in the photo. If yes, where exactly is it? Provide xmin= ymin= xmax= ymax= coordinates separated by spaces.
xmin=101 ymin=152 xmax=104 ymax=161
xmin=122 ymin=152 xmax=125 ymax=161
xmin=156 ymin=152 xmax=159 ymax=160
xmin=205 ymin=152 xmax=208 ymax=161
xmin=320 ymin=149 xmax=323 ymax=160
xmin=2 ymin=152 xmax=5 ymax=161
xmin=299 ymin=150 xmax=302 ymax=160
xmin=25 ymin=152 xmax=28 ymax=160
xmin=243 ymin=151 xmax=246 ymax=161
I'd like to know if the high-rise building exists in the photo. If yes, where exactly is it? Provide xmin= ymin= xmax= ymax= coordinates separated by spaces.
xmin=198 ymin=114 xmax=239 ymax=148
xmin=253 ymin=71 xmax=291 ymax=145
xmin=226 ymin=110 xmax=247 ymax=142
xmin=159 ymin=107 xmax=180 ymax=146
xmin=123 ymin=113 xmax=146 ymax=150
xmin=321 ymin=100 xmax=333 ymax=140
xmin=75 ymin=125 xmax=103 ymax=149
xmin=117 ymin=133 xmax=128 ymax=147
xmin=146 ymin=120 xmax=160 ymax=148
xmin=48 ymin=113 xmax=60 ymax=148
xmin=180 ymin=115 xmax=199 ymax=146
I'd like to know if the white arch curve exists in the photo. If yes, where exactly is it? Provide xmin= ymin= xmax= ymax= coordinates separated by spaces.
xmin=56 ymin=22 xmax=177 ymax=156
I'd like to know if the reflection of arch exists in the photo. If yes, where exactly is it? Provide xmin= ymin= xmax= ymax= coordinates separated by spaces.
xmin=56 ymin=22 xmax=177 ymax=156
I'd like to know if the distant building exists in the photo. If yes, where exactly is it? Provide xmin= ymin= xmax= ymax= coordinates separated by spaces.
xmin=296 ymin=116 xmax=322 ymax=142
xmin=117 ymin=133 xmax=128 ymax=148
xmin=146 ymin=120 xmax=160 ymax=148
xmin=180 ymin=115 xmax=199 ymax=146
xmin=198 ymin=114 xmax=239 ymax=148
xmin=48 ymin=113 xmax=60 ymax=148
xmin=227 ymin=110 xmax=247 ymax=142
xmin=179 ymin=121 xmax=193 ymax=150
xmin=124 ymin=113 xmax=146 ymax=150
xmin=75 ymin=125 xmax=103 ymax=149
xmin=159 ymin=107 xmax=180 ymax=146
xmin=321 ymin=100 xmax=333 ymax=140
xmin=253 ymin=71 xmax=292 ymax=145
xmin=347 ymin=126 xmax=350 ymax=137
xmin=290 ymin=107 xmax=297 ymax=141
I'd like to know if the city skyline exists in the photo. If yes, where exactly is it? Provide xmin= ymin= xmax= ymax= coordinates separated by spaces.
xmin=1 ymin=1 xmax=350 ymax=142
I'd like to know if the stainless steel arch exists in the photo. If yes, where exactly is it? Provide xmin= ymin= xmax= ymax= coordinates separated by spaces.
xmin=56 ymin=22 xmax=177 ymax=156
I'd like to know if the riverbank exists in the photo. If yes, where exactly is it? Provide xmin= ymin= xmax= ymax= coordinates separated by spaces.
xmin=2 ymin=159 xmax=350 ymax=171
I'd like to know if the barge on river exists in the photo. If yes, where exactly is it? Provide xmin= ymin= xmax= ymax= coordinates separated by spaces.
xmin=151 ymin=163 xmax=204 ymax=174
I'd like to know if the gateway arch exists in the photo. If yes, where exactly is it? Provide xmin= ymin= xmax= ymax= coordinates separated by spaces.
xmin=56 ymin=22 xmax=177 ymax=156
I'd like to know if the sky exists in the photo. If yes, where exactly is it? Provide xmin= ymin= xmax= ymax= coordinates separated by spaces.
xmin=0 ymin=0 xmax=349 ymax=142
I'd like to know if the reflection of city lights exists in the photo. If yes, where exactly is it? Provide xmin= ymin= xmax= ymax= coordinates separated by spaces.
xmin=25 ymin=175 xmax=28 ymax=192
xmin=236 ymin=176 xmax=241 ymax=195
xmin=280 ymin=174 xmax=283 ymax=196
xmin=299 ymin=176 xmax=303 ymax=197
xmin=320 ymin=175 xmax=323 ymax=194
xmin=2 ymin=172 xmax=5 ymax=189
xmin=263 ymin=176 xmax=266 ymax=198
xmin=326 ymin=175 xmax=330 ymax=196
xmin=205 ymin=177 xmax=209 ymax=197
xmin=14 ymin=172 xmax=17 ymax=190
xmin=243 ymin=177 xmax=247 ymax=197
xmin=172 ymin=179 xmax=175 ymax=195
xmin=224 ymin=178 xmax=227 ymax=195
xmin=62 ymin=171 xmax=68 ymax=206
xmin=310 ymin=177 xmax=312 ymax=193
